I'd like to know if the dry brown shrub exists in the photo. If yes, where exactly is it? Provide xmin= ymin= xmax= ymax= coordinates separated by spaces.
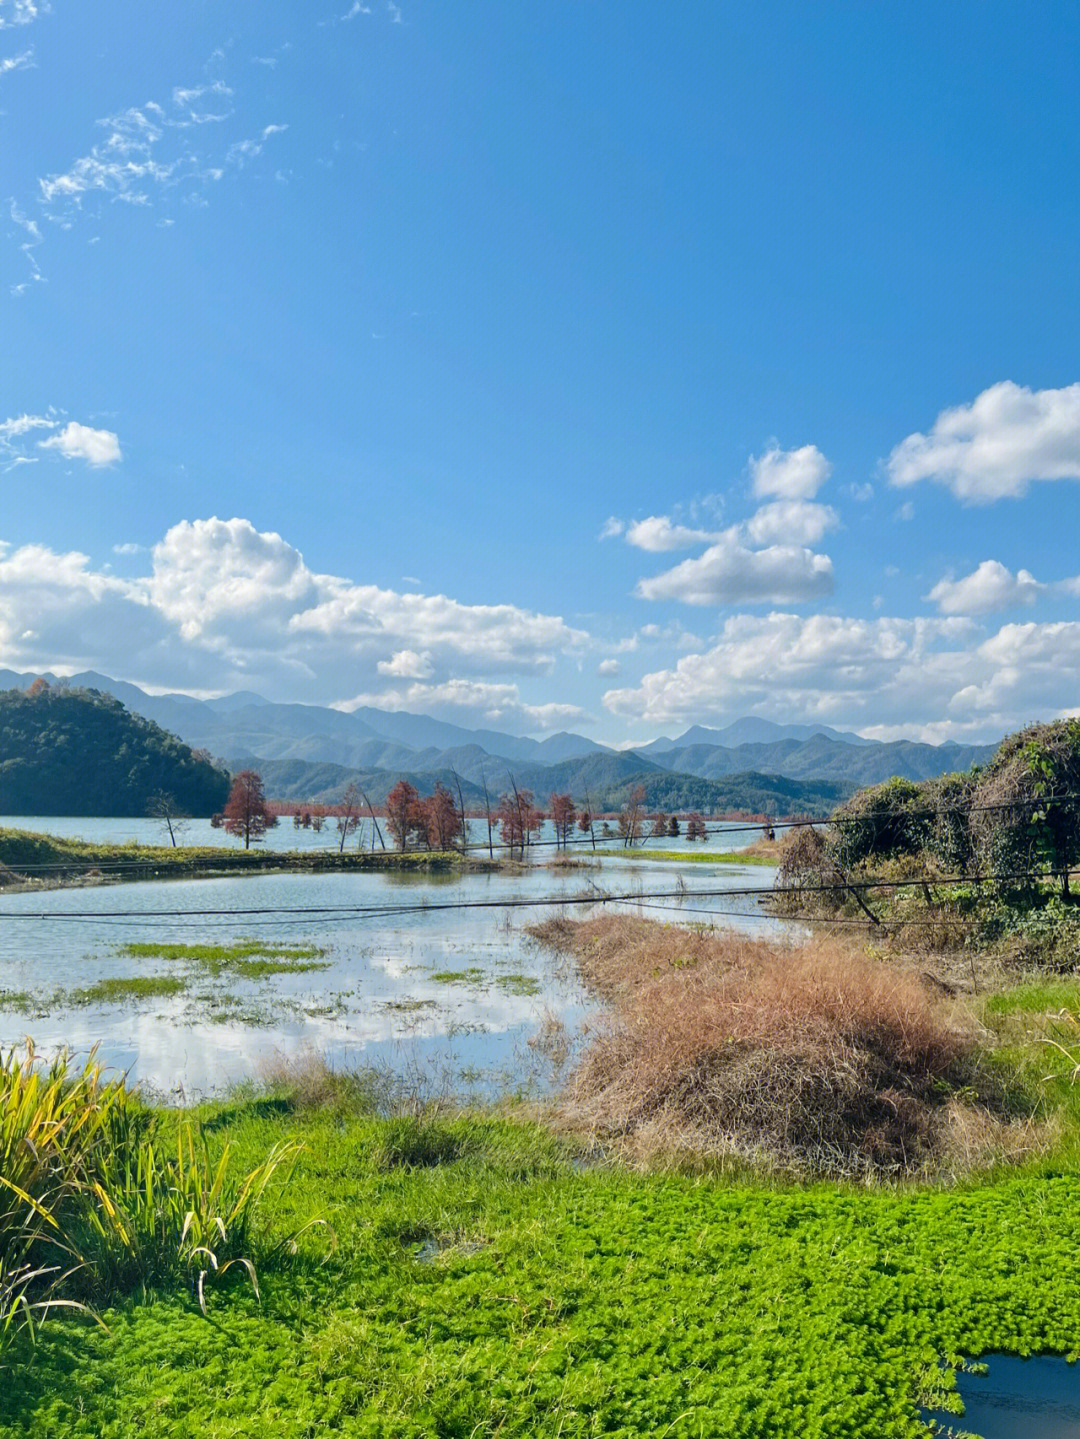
xmin=536 ymin=914 xmax=996 ymax=1175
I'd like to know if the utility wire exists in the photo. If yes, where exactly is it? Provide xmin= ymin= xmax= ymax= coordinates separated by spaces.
xmin=0 ymin=866 xmax=1065 ymax=922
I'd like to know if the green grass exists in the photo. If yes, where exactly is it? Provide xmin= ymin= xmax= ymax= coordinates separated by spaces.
xmin=495 ymin=973 xmax=542 ymax=996
xmin=621 ymin=848 xmax=778 ymax=865
xmin=5 ymin=1102 xmax=1080 ymax=1437
xmin=120 ymin=941 xmax=331 ymax=979
xmin=431 ymin=968 xmax=485 ymax=985
xmin=65 ymin=976 xmax=188 ymax=1006
xmin=984 ymin=979 xmax=1080 ymax=1016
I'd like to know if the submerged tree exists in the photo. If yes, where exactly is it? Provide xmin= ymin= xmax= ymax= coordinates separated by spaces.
xmin=147 ymin=791 xmax=189 ymax=848
xmin=222 ymin=770 xmax=278 ymax=850
xmin=337 ymin=782 xmax=362 ymax=853
xmin=422 ymin=782 xmax=464 ymax=851
xmin=618 ymin=785 xmax=647 ymax=847
xmin=550 ymin=793 xmax=577 ymax=850
xmin=386 ymin=780 xmax=423 ymax=850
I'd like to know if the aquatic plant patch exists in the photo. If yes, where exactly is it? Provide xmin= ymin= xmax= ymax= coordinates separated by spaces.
xmin=120 ymin=941 xmax=331 ymax=980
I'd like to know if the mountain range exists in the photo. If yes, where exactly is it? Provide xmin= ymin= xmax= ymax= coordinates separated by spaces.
xmin=0 ymin=669 xmax=998 ymax=816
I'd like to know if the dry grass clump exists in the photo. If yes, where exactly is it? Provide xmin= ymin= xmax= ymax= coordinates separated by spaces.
xmin=534 ymin=914 xmax=1010 ymax=1176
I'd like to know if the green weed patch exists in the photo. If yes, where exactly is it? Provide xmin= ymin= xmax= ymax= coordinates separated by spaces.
xmin=5 ymin=1105 xmax=1080 ymax=1436
xmin=120 ymin=941 xmax=330 ymax=979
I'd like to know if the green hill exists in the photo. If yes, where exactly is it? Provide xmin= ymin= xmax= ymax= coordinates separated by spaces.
xmin=0 ymin=684 xmax=231 ymax=817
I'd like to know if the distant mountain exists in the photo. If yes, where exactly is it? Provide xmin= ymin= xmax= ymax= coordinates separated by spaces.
xmin=0 ymin=684 xmax=230 ymax=817
xmin=640 ymin=718 xmax=873 ymax=753
xmin=647 ymin=733 xmax=996 ymax=786
xmin=242 ymin=758 xmax=488 ymax=807
xmin=0 ymin=669 xmax=998 ymax=807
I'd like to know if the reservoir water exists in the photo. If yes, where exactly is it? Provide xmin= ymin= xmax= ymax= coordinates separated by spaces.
xmin=0 ymin=824 xmax=779 ymax=1097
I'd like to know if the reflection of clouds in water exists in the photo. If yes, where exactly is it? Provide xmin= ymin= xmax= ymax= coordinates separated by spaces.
xmin=0 ymin=857 xmax=781 ymax=1095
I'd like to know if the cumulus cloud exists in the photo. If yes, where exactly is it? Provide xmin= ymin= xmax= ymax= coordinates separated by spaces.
xmin=744 ymin=500 xmax=839 ymax=547
xmin=887 ymin=381 xmax=1080 ymax=501
xmin=622 ymin=515 xmax=720 ymax=552
xmin=377 ymin=649 xmax=434 ymax=679
xmin=600 ymin=612 xmax=1000 ymax=734
xmin=597 ymin=658 xmax=621 ymax=676
xmin=926 ymin=560 xmax=1044 ymax=616
xmin=38 ymin=421 xmax=121 ymax=466
xmin=601 ymin=608 xmax=1080 ymax=742
xmin=750 ymin=444 xmax=832 ymax=500
xmin=336 ymin=680 xmax=586 ymax=729
xmin=0 ymin=517 xmax=590 ymax=704
xmin=635 ymin=529 xmax=834 ymax=606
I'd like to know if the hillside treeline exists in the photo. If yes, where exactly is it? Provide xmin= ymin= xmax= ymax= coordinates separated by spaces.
xmin=0 ymin=684 xmax=231 ymax=817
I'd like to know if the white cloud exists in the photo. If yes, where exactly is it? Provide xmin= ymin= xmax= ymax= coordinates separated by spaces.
xmin=0 ymin=412 xmax=52 ymax=441
xmin=337 ymin=681 xmax=585 ymax=730
xmin=377 ymin=649 xmax=433 ymax=679
xmin=599 ymin=516 xmax=624 ymax=540
xmin=601 ymin=607 xmax=1080 ymax=742
xmin=927 ymin=560 xmax=1044 ymax=616
xmin=623 ymin=515 xmax=719 ymax=552
xmin=750 ymin=443 xmax=832 ymax=500
xmin=887 ymin=381 xmax=1080 ymax=501
xmin=0 ymin=0 xmax=47 ymax=28
xmin=14 ymin=66 xmax=282 ymax=284
xmin=635 ymin=529 xmax=834 ymax=606
xmin=849 ymin=482 xmax=874 ymax=502
xmin=597 ymin=658 xmax=621 ymax=676
xmin=38 ymin=421 xmax=121 ymax=467
xmin=0 ymin=45 xmax=33 ymax=73
xmin=0 ymin=517 xmax=591 ymax=702
xmin=744 ymin=500 xmax=839 ymax=547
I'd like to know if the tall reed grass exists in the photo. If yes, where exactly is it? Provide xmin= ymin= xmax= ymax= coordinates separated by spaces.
xmin=0 ymin=1041 xmax=302 ymax=1361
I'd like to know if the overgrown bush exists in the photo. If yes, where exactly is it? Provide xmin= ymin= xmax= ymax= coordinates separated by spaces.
xmin=971 ymin=719 xmax=1080 ymax=894
xmin=541 ymin=916 xmax=995 ymax=1175
xmin=921 ymin=770 xmax=978 ymax=872
xmin=828 ymin=777 xmax=929 ymax=870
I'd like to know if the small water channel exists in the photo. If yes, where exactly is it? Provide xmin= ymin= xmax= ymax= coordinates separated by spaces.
xmin=0 ymin=843 xmax=781 ymax=1097
xmin=926 ymin=1356 xmax=1080 ymax=1437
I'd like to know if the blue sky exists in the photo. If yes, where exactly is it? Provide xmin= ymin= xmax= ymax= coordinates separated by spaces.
xmin=3 ymin=0 xmax=1080 ymax=744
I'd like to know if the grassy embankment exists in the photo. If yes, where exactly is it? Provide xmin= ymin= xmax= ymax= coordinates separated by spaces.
xmin=0 ymin=827 xmax=499 ymax=889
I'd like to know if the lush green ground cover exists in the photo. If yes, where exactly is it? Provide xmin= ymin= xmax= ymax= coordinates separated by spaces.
xmin=4 ymin=1102 xmax=1080 ymax=1438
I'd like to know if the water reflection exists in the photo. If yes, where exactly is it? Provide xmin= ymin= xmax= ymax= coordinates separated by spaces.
xmin=0 ymin=855 xmax=781 ymax=1097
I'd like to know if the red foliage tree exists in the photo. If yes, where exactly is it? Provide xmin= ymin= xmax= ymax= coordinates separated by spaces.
xmin=222 ymin=770 xmax=278 ymax=850
xmin=686 ymin=812 xmax=707 ymax=841
xmin=386 ymin=779 xmax=423 ymax=850
xmin=550 ymin=793 xmax=577 ymax=850
xmin=651 ymin=813 xmax=668 ymax=839
xmin=422 ymin=782 xmax=463 ymax=851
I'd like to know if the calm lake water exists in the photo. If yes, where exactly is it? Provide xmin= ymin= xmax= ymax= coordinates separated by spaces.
xmin=0 ymin=829 xmax=780 ymax=1098
xmin=926 ymin=1356 xmax=1080 ymax=1437
xmin=0 ymin=814 xmax=767 ymax=854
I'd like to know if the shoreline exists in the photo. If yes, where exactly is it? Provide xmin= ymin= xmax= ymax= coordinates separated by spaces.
xmin=0 ymin=826 xmax=772 ymax=893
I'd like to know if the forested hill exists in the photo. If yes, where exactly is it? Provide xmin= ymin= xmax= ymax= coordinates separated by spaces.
xmin=0 ymin=685 xmax=231 ymax=817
